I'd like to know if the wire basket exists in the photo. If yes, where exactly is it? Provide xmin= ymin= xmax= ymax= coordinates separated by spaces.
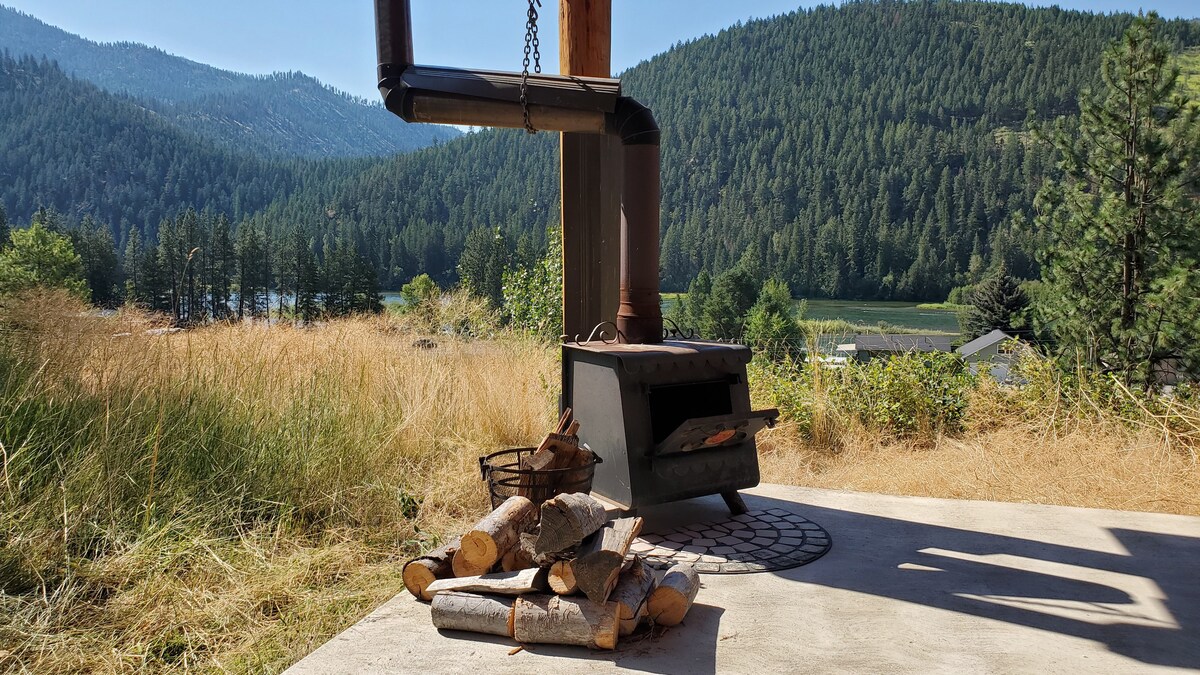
xmin=478 ymin=447 xmax=602 ymax=509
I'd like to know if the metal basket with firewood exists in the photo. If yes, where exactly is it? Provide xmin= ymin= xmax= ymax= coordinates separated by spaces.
xmin=478 ymin=409 xmax=602 ymax=509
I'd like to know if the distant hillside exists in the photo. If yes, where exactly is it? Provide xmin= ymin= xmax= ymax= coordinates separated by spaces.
xmin=0 ymin=54 xmax=332 ymax=241
xmin=0 ymin=5 xmax=458 ymax=158
xmin=4 ymin=1 xmax=1200 ymax=299
xmin=261 ymin=2 xmax=1200 ymax=296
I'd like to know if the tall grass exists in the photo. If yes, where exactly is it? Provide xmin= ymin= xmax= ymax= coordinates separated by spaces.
xmin=0 ymin=291 xmax=556 ymax=671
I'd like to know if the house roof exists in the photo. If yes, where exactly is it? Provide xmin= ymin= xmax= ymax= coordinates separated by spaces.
xmin=848 ymin=334 xmax=955 ymax=353
xmin=956 ymin=329 xmax=1012 ymax=357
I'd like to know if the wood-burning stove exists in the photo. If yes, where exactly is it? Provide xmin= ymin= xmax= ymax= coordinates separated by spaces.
xmin=374 ymin=0 xmax=777 ymax=513
xmin=562 ymin=340 xmax=778 ymax=513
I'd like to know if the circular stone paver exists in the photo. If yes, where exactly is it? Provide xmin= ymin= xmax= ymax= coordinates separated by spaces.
xmin=634 ymin=508 xmax=831 ymax=574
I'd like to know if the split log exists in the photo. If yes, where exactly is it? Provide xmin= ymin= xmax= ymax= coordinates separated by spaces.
xmin=502 ymin=531 xmax=575 ymax=571
xmin=431 ymin=591 xmax=516 ymax=637
xmin=611 ymin=557 xmax=656 ymax=636
xmin=500 ymin=531 xmax=538 ymax=572
xmin=647 ymin=563 xmax=701 ymax=627
xmin=402 ymin=537 xmax=461 ymax=601
xmin=458 ymin=496 xmax=537 ymax=571
xmin=536 ymin=492 xmax=608 ymax=555
xmin=518 ymin=409 xmax=577 ymax=501
xmin=548 ymin=560 xmax=578 ymax=595
xmin=451 ymin=547 xmax=491 ymax=578
xmin=425 ymin=567 xmax=547 ymax=598
xmin=574 ymin=516 xmax=644 ymax=603
xmin=513 ymin=594 xmax=619 ymax=650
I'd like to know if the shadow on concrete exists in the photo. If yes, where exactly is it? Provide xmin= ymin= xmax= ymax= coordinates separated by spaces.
xmin=732 ymin=494 xmax=1200 ymax=670
xmin=436 ymin=603 xmax=724 ymax=674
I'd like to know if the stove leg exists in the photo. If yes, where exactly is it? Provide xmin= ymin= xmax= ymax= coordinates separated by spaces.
xmin=721 ymin=491 xmax=748 ymax=516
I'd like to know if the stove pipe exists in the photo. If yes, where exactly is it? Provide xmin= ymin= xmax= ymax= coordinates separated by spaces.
xmin=610 ymin=98 xmax=663 ymax=345
xmin=375 ymin=0 xmax=663 ymax=343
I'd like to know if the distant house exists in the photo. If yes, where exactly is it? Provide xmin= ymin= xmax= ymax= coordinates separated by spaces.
xmin=835 ymin=334 xmax=955 ymax=362
xmin=957 ymin=329 xmax=1021 ymax=382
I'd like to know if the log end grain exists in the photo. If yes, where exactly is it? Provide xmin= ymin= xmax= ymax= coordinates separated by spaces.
xmin=451 ymin=547 xmax=491 ymax=578
xmin=402 ymin=560 xmax=437 ymax=601
xmin=458 ymin=532 xmax=499 ymax=570
xmin=548 ymin=560 xmax=578 ymax=595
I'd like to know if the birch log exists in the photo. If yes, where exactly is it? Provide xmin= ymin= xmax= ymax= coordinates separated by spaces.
xmin=431 ymin=591 xmax=516 ymax=637
xmin=647 ymin=563 xmax=701 ymax=626
xmin=536 ymin=492 xmax=608 ymax=555
xmin=574 ymin=516 xmax=644 ymax=603
xmin=611 ymin=557 xmax=656 ymax=636
xmin=513 ymin=594 xmax=619 ymax=650
xmin=424 ymin=567 xmax=547 ymax=597
xmin=458 ymin=496 xmax=537 ymax=570
xmin=402 ymin=537 xmax=461 ymax=601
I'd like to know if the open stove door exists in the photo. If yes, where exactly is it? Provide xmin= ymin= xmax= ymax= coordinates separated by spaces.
xmin=652 ymin=409 xmax=779 ymax=457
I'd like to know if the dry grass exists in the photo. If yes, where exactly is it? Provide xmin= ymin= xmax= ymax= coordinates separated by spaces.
xmin=0 ymin=292 xmax=556 ymax=672
xmin=759 ymin=425 xmax=1200 ymax=515
xmin=1 ymin=291 xmax=1197 ymax=672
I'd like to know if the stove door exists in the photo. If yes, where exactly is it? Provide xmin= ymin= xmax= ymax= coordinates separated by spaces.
xmin=651 ymin=409 xmax=779 ymax=456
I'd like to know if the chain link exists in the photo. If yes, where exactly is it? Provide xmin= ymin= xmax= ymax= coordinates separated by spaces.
xmin=520 ymin=0 xmax=542 ymax=134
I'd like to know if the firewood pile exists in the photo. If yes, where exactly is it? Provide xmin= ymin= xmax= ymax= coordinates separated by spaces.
xmin=401 ymin=418 xmax=701 ymax=650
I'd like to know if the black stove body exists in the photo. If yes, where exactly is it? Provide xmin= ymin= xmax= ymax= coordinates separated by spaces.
xmin=562 ymin=339 xmax=778 ymax=511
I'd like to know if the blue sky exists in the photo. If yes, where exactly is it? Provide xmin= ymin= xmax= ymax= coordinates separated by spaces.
xmin=3 ymin=1 xmax=1196 ymax=100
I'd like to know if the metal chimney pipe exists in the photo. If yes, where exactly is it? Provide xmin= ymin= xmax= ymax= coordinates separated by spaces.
xmin=375 ymin=0 xmax=413 ymax=90
xmin=373 ymin=2 xmax=664 ymax=343
xmin=610 ymin=98 xmax=663 ymax=344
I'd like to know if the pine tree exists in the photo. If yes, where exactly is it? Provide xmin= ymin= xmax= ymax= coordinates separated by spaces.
xmin=123 ymin=226 xmax=145 ymax=304
xmin=960 ymin=267 xmax=1029 ymax=339
xmin=744 ymin=277 xmax=803 ymax=359
xmin=207 ymin=214 xmax=235 ymax=319
xmin=235 ymin=223 xmax=266 ymax=319
xmin=458 ymin=226 xmax=508 ymax=308
xmin=0 ymin=221 xmax=89 ymax=300
xmin=1036 ymin=14 xmax=1200 ymax=387
xmin=0 ymin=204 xmax=8 ymax=249
xmin=701 ymin=265 xmax=759 ymax=340
xmin=70 ymin=215 xmax=121 ymax=307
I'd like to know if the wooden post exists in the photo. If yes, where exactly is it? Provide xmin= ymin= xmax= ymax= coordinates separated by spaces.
xmin=560 ymin=0 xmax=621 ymax=340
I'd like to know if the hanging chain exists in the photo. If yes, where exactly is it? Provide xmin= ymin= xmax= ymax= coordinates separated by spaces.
xmin=520 ymin=0 xmax=542 ymax=134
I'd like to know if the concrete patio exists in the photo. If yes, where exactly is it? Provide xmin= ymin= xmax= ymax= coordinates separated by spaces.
xmin=287 ymin=484 xmax=1200 ymax=674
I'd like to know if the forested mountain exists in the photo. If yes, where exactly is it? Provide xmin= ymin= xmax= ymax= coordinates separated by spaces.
xmin=0 ymin=54 xmax=350 ymax=247
xmin=0 ymin=5 xmax=458 ymax=158
xmin=259 ymin=1 xmax=1200 ymax=297
xmin=3 ymin=2 xmax=1198 ymax=299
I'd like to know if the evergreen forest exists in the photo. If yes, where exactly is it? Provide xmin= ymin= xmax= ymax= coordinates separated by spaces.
xmin=2 ymin=1 xmax=1199 ymax=300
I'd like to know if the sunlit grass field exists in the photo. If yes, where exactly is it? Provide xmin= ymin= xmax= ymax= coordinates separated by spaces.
xmin=0 ymin=291 xmax=1195 ymax=672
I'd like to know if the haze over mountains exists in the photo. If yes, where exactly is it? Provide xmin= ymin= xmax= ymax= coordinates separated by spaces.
xmin=1 ymin=1 xmax=1198 ymax=299
xmin=0 ymin=5 xmax=459 ymax=158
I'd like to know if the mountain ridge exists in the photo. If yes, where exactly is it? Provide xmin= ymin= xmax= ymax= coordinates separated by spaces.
xmin=0 ymin=4 xmax=458 ymax=158
xmin=3 ymin=1 xmax=1199 ymax=301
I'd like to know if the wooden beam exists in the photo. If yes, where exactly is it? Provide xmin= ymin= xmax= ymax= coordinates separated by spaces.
xmin=560 ymin=0 xmax=621 ymax=341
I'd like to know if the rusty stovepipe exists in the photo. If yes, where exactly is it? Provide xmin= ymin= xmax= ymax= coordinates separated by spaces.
xmin=374 ymin=0 xmax=663 ymax=344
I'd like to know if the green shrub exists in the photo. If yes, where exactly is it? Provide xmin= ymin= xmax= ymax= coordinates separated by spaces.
xmin=750 ymin=351 xmax=976 ymax=441
xmin=501 ymin=233 xmax=562 ymax=338
xmin=832 ymin=353 xmax=975 ymax=437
